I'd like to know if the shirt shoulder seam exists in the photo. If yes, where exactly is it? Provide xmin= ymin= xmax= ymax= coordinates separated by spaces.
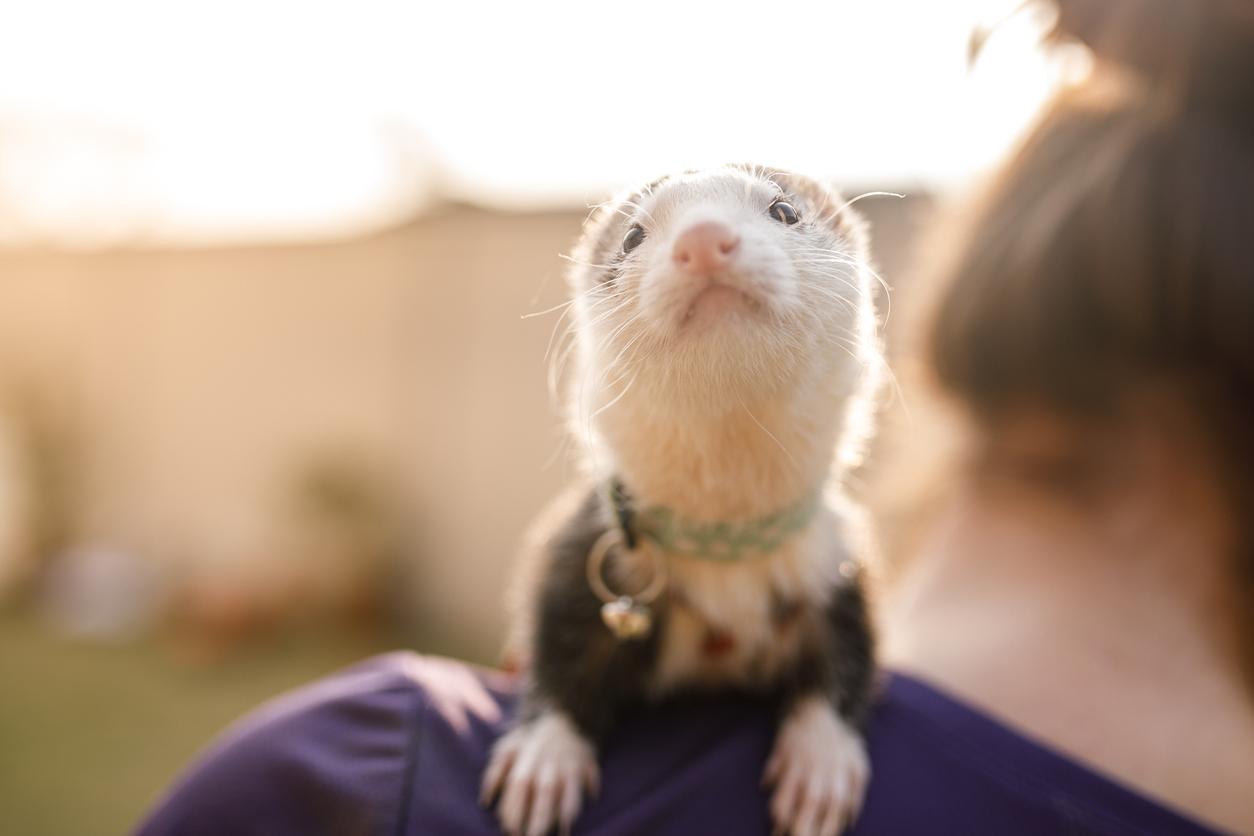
xmin=391 ymin=683 xmax=428 ymax=836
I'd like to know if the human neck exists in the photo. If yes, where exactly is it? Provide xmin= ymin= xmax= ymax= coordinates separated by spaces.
xmin=888 ymin=472 xmax=1243 ymax=676
xmin=882 ymin=470 xmax=1254 ymax=833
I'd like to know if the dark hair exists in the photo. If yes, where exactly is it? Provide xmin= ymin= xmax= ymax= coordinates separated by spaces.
xmin=1051 ymin=0 xmax=1254 ymax=120
xmin=922 ymin=0 xmax=1254 ymax=627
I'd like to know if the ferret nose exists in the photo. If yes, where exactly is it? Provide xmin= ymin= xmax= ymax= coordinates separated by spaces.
xmin=672 ymin=221 xmax=740 ymax=275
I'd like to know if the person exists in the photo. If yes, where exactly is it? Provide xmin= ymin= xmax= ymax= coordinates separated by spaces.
xmin=135 ymin=1 xmax=1254 ymax=833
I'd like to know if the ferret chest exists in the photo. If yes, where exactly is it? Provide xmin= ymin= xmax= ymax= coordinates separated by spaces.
xmin=645 ymin=545 xmax=820 ymax=696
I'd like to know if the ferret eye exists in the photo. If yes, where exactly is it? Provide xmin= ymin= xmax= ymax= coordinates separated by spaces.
xmin=622 ymin=224 xmax=646 ymax=253
xmin=768 ymin=200 xmax=801 ymax=226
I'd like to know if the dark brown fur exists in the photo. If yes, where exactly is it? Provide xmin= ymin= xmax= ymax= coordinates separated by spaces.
xmin=521 ymin=486 xmax=875 ymax=745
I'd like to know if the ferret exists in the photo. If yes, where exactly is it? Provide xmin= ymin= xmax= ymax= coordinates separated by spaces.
xmin=481 ymin=165 xmax=882 ymax=836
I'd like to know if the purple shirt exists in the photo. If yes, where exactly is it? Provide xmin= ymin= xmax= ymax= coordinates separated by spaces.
xmin=136 ymin=653 xmax=1225 ymax=835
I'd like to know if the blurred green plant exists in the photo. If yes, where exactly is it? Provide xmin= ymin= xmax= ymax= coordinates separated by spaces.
xmin=0 ymin=383 xmax=81 ymax=609
xmin=0 ymin=611 xmax=402 ymax=836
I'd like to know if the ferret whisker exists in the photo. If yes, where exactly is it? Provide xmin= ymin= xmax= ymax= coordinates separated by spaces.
xmin=580 ymin=302 xmax=636 ymax=336
xmin=560 ymin=253 xmax=622 ymax=271
xmin=543 ymin=305 xmax=576 ymax=365
xmin=736 ymin=390 xmax=801 ymax=477
xmin=549 ymin=296 xmax=632 ymax=398
xmin=619 ymin=199 xmax=656 ymax=226
xmin=595 ymin=198 xmax=656 ymax=229
xmin=586 ymin=314 xmax=637 ymax=366
xmin=522 ymin=297 xmax=578 ymax=320
xmin=577 ymin=290 xmax=635 ymax=320
xmin=799 ymin=286 xmax=861 ymax=317
xmin=590 ymin=368 xmax=640 ymax=421
xmin=548 ymin=334 xmax=579 ymax=403
xmin=794 ymin=251 xmax=892 ymax=317
xmin=834 ymin=190 xmax=906 ymax=216
xmin=596 ymin=203 xmax=639 ymax=230
xmin=604 ymin=327 xmax=651 ymax=381
xmin=550 ymin=287 xmax=630 ymax=349
xmin=798 ymin=270 xmax=861 ymax=291
xmin=580 ymin=293 xmax=634 ymax=321
xmin=593 ymin=313 xmax=646 ymax=371
xmin=798 ymin=262 xmax=890 ymax=321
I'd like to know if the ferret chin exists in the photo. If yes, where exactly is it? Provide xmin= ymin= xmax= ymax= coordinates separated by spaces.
xmin=482 ymin=164 xmax=883 ymax=836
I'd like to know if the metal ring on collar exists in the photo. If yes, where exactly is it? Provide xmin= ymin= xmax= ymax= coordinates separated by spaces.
xmin=585 ymin=528 xmax=667 ymax=606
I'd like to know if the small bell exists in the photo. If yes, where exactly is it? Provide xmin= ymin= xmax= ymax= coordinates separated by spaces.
xmin=600 ymin=596 xmax=653 ymax=640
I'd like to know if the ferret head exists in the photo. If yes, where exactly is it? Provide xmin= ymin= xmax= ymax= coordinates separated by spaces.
xmin=563 ymin=165 xmax=880 ymax=469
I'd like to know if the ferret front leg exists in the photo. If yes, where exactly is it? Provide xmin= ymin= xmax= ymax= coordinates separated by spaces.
xmin=765 ymin=574 xmax=875 ymax=835
xmin=481 ymin=701 xmax=601 ymax=836
xmin=764 ymin=695 xmax=870 ymax=836
xmin=483 ymin=494 xmax=659 ymax=835
xmin=482 ymin=659 xmax=633 ymax=836
xmin=482 ymin=634 xmax=628 ymax=836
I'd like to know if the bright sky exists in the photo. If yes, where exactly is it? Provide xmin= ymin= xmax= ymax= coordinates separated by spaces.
xmin=0 ymin=0 xmax=1076 ymax=246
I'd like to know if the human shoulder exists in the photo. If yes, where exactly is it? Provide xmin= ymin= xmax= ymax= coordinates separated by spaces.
xmin=135 ymin=653 xmax=510 ymax=836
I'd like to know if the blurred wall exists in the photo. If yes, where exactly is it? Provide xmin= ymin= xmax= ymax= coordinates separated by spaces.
xmin=0 ymin=196 xmax=929 ymax=657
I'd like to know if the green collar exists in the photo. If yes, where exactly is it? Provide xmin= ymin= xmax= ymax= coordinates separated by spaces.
xmin=607 ymin=478 xmax=822 ymax=562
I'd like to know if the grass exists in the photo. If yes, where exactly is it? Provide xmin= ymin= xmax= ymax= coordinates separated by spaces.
xmin=0 ymin=613 xmax=408 ymax=836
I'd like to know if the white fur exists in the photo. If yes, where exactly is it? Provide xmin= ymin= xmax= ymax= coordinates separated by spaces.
xmin=566 ymin=166 xmax=878 ymax=518
xmin=481 ymin=711 xmax=600 ymax=836
xmin=566 ymin=166 xmax=879 ymax=702
xmin=765 ymin=695 xmax=871 ymax=836
xmin=644 ymin=506 xmax=849 ymax=695
xmin=513 ymin=165 xmax=881 ymax=835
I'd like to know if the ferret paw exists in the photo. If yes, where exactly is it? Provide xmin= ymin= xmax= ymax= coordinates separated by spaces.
xmin=762 ymin=697 xmax=869 ymax=836
xmin=480 ymin=712 xmax=600 ymax=836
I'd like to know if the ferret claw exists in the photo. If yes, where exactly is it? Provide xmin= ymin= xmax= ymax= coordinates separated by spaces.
xmin=762 ymin=698 xmax=869 ymax=836
xmin=481 ymin=713 xmax=599 ymax=836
